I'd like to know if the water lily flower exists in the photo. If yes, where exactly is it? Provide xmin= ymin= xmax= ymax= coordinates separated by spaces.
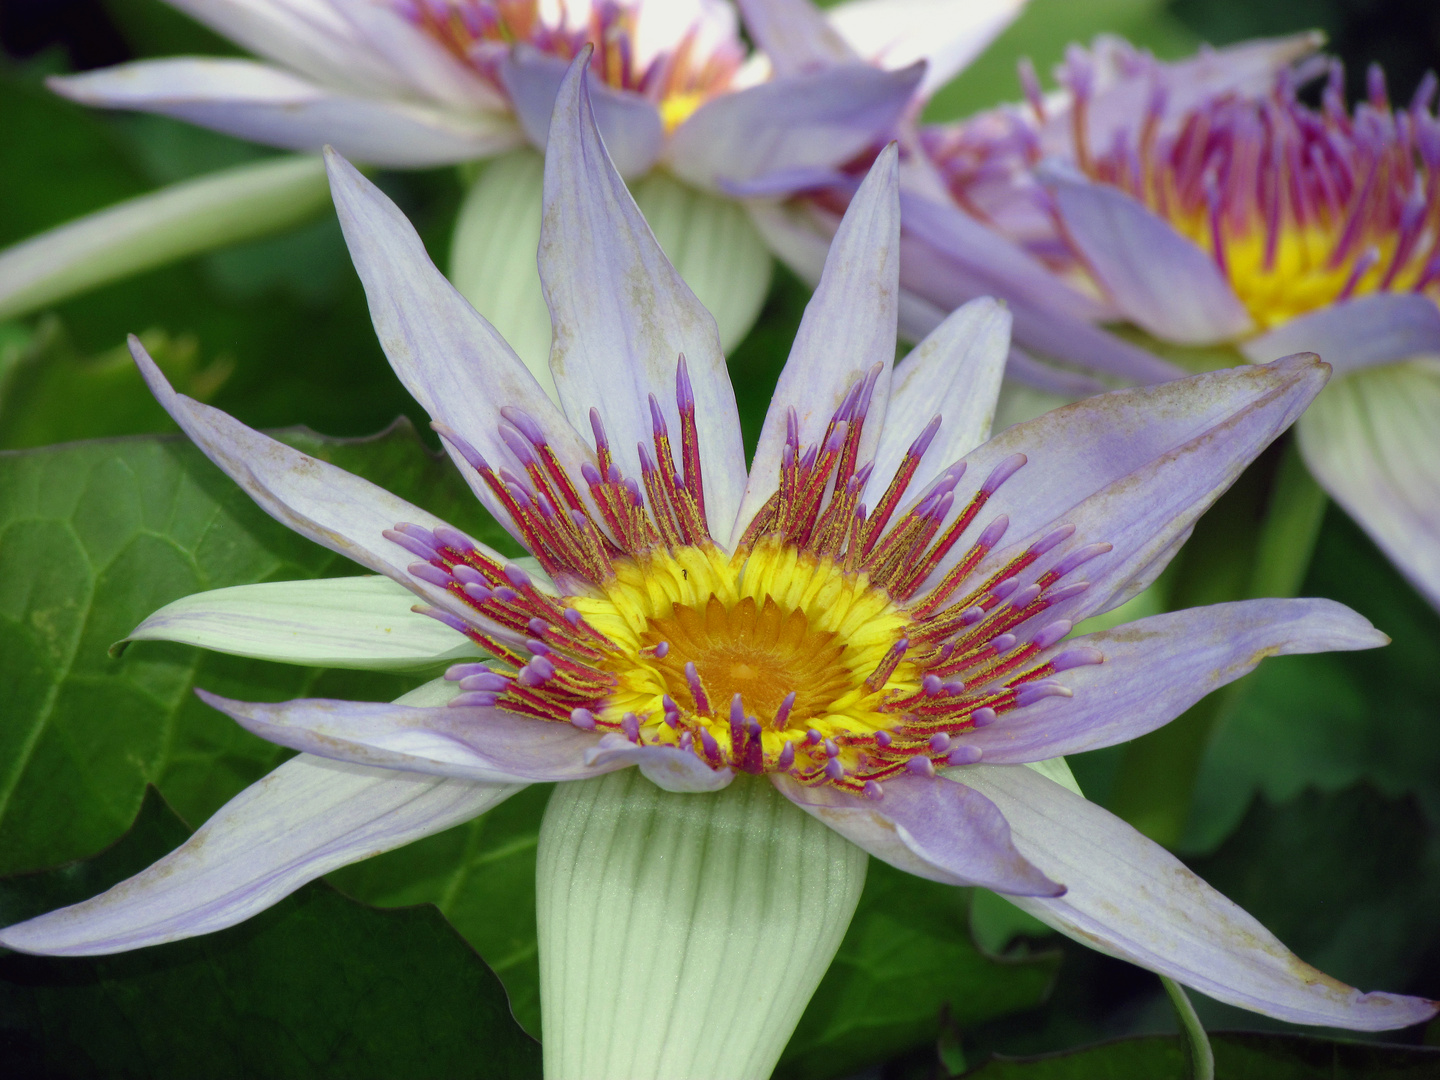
xmin=3 ymin=55 xmax=1433 ymax=1077
xmin=766 ymin=33 xmax=1440 ymax=612
xmin=31 ymin=0 xmax=1023 ymax=378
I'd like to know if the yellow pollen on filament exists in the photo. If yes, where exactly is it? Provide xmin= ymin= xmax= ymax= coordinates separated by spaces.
xmin=570 ymin=540 xmax=919 ymax=770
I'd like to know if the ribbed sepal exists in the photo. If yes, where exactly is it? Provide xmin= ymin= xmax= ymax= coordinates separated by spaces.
xmin=632 ymin=171 xmax=773 ymax=354
xmin=536 ymin=771 xmax=866 ymax=1080
xmin=449 ymin=148 xmax=556 ymax=398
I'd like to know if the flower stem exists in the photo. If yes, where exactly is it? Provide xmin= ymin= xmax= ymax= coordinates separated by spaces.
xmin=1161 ymin=975 xmax=1215 ymax=1080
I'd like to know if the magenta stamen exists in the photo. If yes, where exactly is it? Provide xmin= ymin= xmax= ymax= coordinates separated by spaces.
xmin=685 ymin=661 xmax=712 ymax=715
xmin=863 ymin=780 xmax=885 ymax=800
xmin=622 ymin=713 xmax=641 ymax=742
xmin=824 ymin=758 xmax=846 ymax=781
xmin=905 ymin=757 xmax=935 ymax=778
xmin=408 ymin=561 xmax=453 ymax=588
xmin=385 ymin=529 xmax=441 ymax=561
xmin=929 ymin=732 xmax=952 ymax=753
xmin=1014 ymin=681 xmax=1074 ymax=706
xmin=981 ymin=453 xmax=1026 ymax=495
xmin=1031 ymin=619 xmax=1074 ymax=650
xmin=777 ymin=741 xmax=796 ymax=769
xmin=947 ymin=746 xmax=983 ymax=766
xmin=774 ymin=691 xmax=796 ymax=729
xmin=970 ymin=707 xmax=998 ymax=728
xmin=450 ymin=691 xmax=498 ymax=708
xmin=570 ymin=708 xmax=598 ymax=731
xmin=459 ymin=672 xmax=509 ymax=692
xmin=1050 ymin=646 xmax=1105 ymax=672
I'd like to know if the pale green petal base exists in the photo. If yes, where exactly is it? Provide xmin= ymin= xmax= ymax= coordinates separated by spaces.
xmin=537 ymin=772 xmax=866 ymax=1080
xmin=0 ymin=155 xmax=331 ymax=320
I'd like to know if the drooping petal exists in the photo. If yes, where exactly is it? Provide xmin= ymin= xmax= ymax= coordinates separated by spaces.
xmin=1296 ymin=364 xmax=1440 ymax=610
xmin=325 ymin=149 xmax=594 ymax=534
xmin=898 ymin=193 xmax=1186 ymax=384
xmin=538 ymin=771 xmax=866 ymax=1080
xmin=50 ymin=60 xmax=520 ymax=167
xmin=963 ymin=599 xmax=1386 ymax=763
xmin=583 ymin=733 xmax=736 ymax=792
xmin=923 ymin=355 xmax=1328 ymax=616
xmin=130 ymin=342 xmax=518 ymax=640
xmin=668 ymin=63 xmax=922 ymax=192
xmin=733 ymin=144 xmax=900 ymax=542
xmin=0 ymin=679 xmax=516 ymax=957
xmin=0 ymin=154 xmax=328 ymax=322
xmin=866 ymin=296 xmax=1010 ymax=506
xmin=501 ymin=47 xmax=665 ymax=179
xmin=773 ymin=773 xmax=1062 ymax=896
xmin=120 ymin=575 xmax=481 ymax=669
xmin=959 ymin=764 xmax=1439 ymax=1030
xmin=1045 ymin=171 xmax=1254 ymax=345
xmin=197 ymin=690 xmax=614 ymax=783
xmin=733 ymin=0 xmax=857 ymax=73
xmin=539 ymin=54 xmax=746 ymax=539
xmin=1239 ymin=292 xmax=1440 ymax=376
xmin=828 ymin=0 xmax=1027 ymax=97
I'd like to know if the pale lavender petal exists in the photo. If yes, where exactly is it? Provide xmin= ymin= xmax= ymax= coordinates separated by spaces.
xmin=827 ymin=0 xmax=1026 ymax=97
xmin=958 ymin=355 xmax=1328 ymax=624
xmin=130 ymin=341 xmax=517 ymax=640
xmin=49 ymin=60 xmax=519 ymax=167
xmin=1239 ymin=292 xmax=1440 ymax=375
xmin=773 ymin=772 xmax=1062 ymax=896
xmin=0 ymin=754 xmax=515 ymax=957
xmin=1297 ymin=364 xmax=1440 ymax=610
xmin=733 ymin=0 xmax=856 ymax=73
xmin=324 ymin=149 xmax=593 ymax=536
xmin=668 ymin=63 xmax=922 ymax=191
xmin=733 ymin=145 xmax=900 ymax=542
xmin=963 ymin=599 xmax=1386 ymax=763
xmin=540 ymin=56 xmax=746 ymax=539
xmin=866 ymin=297 xmax=1010 ymax=506
xmin=1046 ymin=171 xmax=1253 ymax=345
xmin=899 ymin=193 xmax=1185 ymax=385
xmin=335 ymin=0 xmax=502 ymax=110
xmin=960 ymin=764 xmax=1439 ymax=1030
xmin=583 ymin=733 xmax=735 ymax=792
xmin=197 ymin=690 xmax=614 ymax=783
xmin=719 ymin=165 xmax=848 ymax=199
xmin=1003 ymin=347 xmax=1110 ymax=399
xmin=501 ymin=47 xmax=664 ymax=179
xmin=921 ymin=355 xmax=1328 ymax=613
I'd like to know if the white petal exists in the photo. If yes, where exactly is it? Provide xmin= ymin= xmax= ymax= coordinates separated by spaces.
xmin=0 ymin=153 xmax=328 ymax=322
xmin=632 ymin=170 xmax=774 ymax=355
xmin=828 ymin=0 xmax=1026 ymax=96
xmin=537 ymin=772 xmax=866 ymax=1079
xmin=539 ymin=56 xmax=747 ymax=539
xmin=51 ymin=59 xmax=519 ymax=167
xmin=449 ymin=148 xmax=556 ymax=398
xmin=960 ymin=764 xmax=1439 ymax=1031
xmin=865 ymin=296 xmax=1011 ymax=506
xmin=1297 ymin=363 xmax=1440 ymax=610
xmin=120 ymin=575 xmax=480 ymax=669
xmin=734 ymin=0 xmax=856 ymax=73
xmin=0 ymin=679 xmax=516 ymax=957
xmin=733 ymin=144 xmax=900 ymax=543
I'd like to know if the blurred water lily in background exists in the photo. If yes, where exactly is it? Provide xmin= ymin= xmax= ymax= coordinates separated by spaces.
xmin=4 ymin=55 xmax=1435 ymax=1080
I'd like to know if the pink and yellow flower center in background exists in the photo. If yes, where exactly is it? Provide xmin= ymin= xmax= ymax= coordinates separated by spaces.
xmin=930 ymin=49 xmax=1440 ymax=329
xmin=387 ymin=359 xmax=1107 ymax=797
xmin=396 ymin=0 xmax=743 ymax=130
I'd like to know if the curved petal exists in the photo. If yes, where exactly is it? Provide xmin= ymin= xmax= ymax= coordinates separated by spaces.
xmin=866 ymin=296 xmax=1011 ymax=506
xmin=828 ymin=0 xmax=1027 ymax=97
xmin=1297 ymin=363 xmax=1440 ymax=610
xmin=0 ymin=674 xmax=517 ymax=957
xmin=334 ymin=0 xmax=502 ymax=110
xmin=959 ymin=764 xmax=1439 ymax=1030
xmin=773 ymin=772 xmax=1062 ymax=896
xmin=197 ymin=690 xmax=613 ymax=783
xmin=669 ymin=63 xmax=922 ymax=191
xmin=539 ymin=55 xmax=746 ymax=539
xmin=130 ymin=342 xmax=518 ymax=641
xmin=921 ymin=355 xmax=1328 ymax=617
xmin=583 ymin=733 xmax=736 ymax=792
xmin=501 ymin=47 xmax=664 ymax=179
xmin=1239 ymin=292 xmax=1440 ymax=375
xmin=733 ymin=144 xmax=900 ymax=543
xmin=962 ymin=598 xmax=1386 ymax=763
xmin=734 ymin=0 xmax=856 ymax=74
xmin=325 ymin=149 xmax=593 ymax=537
xmin=120 ymin=575 xmax=481 ymax=669
xmin=1046 ymin=171 xmax=1254 ymax=345
xmin=50 ymin=59 xmax=519 ymax=167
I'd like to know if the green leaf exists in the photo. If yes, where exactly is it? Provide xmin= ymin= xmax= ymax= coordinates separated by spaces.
xmin=0 ymin=423 xmax=516 ymax=876
xmin=958 ymin=1032 xmax=1440 ymax=1078
xmin=775 ymin=861 xmax=1061 ymax=1080
xmin=0 ymin=787 xmax=542 ymax=1079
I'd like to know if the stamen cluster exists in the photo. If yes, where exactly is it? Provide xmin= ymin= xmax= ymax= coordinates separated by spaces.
xmin=387 ymin=359 xmax=1107 ymax=797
